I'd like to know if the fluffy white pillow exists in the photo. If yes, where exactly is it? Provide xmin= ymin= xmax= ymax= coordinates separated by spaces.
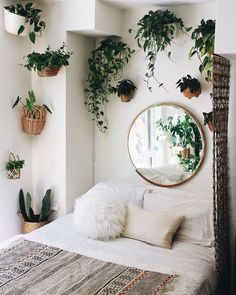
xmin=123 ymin=203 xmax=184 ymax=249
xmin=144 ymin=191 xmax=214 ymax=247
xmin=73 ymin=193 xmax=126 ymax=240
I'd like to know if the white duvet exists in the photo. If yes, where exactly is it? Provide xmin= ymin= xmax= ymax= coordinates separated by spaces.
xmin=1 ymin=214 xmax=215 ymax=295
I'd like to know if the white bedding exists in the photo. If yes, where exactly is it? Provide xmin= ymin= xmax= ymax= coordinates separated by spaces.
xmin=11 ymin=214 xmax=216 ymax=295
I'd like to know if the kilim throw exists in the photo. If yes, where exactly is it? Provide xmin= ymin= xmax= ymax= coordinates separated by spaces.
xmin=0 ymin=239 xmax=176 ymax=295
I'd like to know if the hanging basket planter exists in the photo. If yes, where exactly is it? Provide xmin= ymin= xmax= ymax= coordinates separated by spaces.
xmin=37 ymin=66 xmax=61 ymax=77
xmin=120 ymin=91 xmax=135 ymax=102
xmin=176 ymin=75 xmax=202 ymax=99
xmin=3 ymin=9 xmax=30 ymax=36
xmin=22 ymin=106 xmax=46 ymax=135
xmin=5 ymin=152 xmax=25 ymax=180
xmin=116 ymin=79 xmax=137 ymax=103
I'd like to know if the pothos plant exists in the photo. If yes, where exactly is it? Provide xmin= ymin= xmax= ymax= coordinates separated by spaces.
xmin=4 ymin=2 xmax=46 ymax=44
xmin=129 ymin=9 xmax=191 ymax=91
xmin=189 ymin=19 xmax=215 ymax=82
xmin=84 ymin=38 xmax=135 ymax=132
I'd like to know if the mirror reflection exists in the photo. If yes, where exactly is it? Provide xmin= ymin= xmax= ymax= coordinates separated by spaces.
xmin=128 ymin=104 xmax=205 ymax=186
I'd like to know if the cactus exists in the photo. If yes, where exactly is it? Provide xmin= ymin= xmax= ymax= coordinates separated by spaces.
xmin=18 ymin=189 xmax=52 ymax=222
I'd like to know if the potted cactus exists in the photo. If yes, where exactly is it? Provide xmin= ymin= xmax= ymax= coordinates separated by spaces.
xmin=18 ymin=188 xmax=51 ymax=233
xmin=176 ymin=75 xmax=201 ymax=99
xmin=5 ymin=152 xmax=25 ymax=180
xmin=116 ymin=79 xmax=137 ymax=102
xmin=12 ymin=90 xmax=52 ymax=135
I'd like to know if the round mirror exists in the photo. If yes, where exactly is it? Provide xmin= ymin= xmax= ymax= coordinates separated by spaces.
xmin=128 ymin=103 xmax=206 ymax=187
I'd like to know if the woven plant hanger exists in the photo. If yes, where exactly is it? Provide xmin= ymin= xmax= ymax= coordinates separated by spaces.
xmin=22 ymin=105 xmax=46 ymax=135
xmin=7 ymin=152 xmax=21 ymax=180
xmin=212 ymin=54 xmax=231 ymax=293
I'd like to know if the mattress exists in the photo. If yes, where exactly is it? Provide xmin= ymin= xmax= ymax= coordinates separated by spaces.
xmin=1 ymin=214 xmax=216 ymax=295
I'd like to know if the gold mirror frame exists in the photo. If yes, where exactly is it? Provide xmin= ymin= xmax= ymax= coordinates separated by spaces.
xmin=127 ymin=103 xmax=206 ymax=187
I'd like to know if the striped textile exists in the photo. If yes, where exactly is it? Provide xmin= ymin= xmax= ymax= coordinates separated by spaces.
xmin=0 ymin=239 xmax=176 ymax=295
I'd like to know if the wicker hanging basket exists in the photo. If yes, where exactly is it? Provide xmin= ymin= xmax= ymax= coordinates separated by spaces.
xmin=183 ymin=87 xmax=201 ymax=99
xmin=22 ymin=220 xmax=47 ymax=234
xmin=37 ymin=66 xmax=61 ymax=77
xmin=6 ymin=152 xmax=21 ymax=180
xmin=21 ymin=106 xmax=46 ymax=135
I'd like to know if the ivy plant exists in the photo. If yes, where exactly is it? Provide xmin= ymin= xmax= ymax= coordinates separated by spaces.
xmin=4 ymin=2 xmax=46 ymax=44
xmin=84 ymin=38 xmax=134 ymax=132
xmin=23 ymin=43 xmax=73 ymax=72
xmin=189 ymin=19 xmax=215 ymax=82
xmin=130 ymin=9 xmax=191 ymax=91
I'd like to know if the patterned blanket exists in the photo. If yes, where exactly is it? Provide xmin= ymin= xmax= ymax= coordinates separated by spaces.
xmin=0 ymin=239 xmax=177 ymax=295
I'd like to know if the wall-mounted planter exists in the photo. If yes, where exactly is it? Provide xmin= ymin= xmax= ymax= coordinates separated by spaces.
xmin=117 ymin=79 xmax=137 ymax=103
xmin=3 ymin=8 xmax=29 ymax=36
xmin=176 ymin=75 xmax=202 ymax=99
xmin=37 ymin=66 xmax=61 ymax=77
xmin=22 ymin=106 xmax=46 ymax=135
xmin=5 ymin=152 xmax=25 ymax=180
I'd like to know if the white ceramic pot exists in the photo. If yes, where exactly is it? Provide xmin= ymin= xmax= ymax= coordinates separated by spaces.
xmin=3 ymin=8 xmax=29 ymax=36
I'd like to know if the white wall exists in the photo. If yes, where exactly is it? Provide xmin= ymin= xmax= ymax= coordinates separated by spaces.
xmin=94 ymin=3 xmax=215 ymax=193
xmin=0 ymin=2 xmax=32 ymax=242
xmin=215 ymin=0 xmax=236 ymax=58
xmin=66 ymin=32 xmax=94 ymax=213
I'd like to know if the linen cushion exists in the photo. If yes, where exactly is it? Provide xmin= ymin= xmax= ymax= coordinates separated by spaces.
xmin=144 ymin=190 xmax=214 ymax=247
xmin=122 ymin=203 xmax=184 ymax=248
xmin=73 ymin=193 xmax=126 ymax=240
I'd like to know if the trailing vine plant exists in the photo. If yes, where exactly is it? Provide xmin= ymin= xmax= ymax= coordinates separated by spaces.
xmin=129 ymin=9 xmax=191 ymax=91
xmin=84 ymin=38 xmax=134 ymax=132
xmin=189 ymin=19 xmax=215 ymax=82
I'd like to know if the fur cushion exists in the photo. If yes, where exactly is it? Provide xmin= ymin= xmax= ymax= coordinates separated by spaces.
xmin=73 ymin=193 xmax=127 ymax=240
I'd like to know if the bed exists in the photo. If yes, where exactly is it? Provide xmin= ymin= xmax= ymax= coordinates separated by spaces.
xmin=0 ymin=181 xmax=216 ymax=295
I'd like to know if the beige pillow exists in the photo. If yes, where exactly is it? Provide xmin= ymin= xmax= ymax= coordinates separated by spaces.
xmin=123 ymin=203 xmax=184 ymax=249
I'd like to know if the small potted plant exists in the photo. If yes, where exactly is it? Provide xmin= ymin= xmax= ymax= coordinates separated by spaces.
xmin=23 ymin=43 xmax=73 ymax=77
xmin=3 ymin=2 xmax=46 ymax=44
xmin=5 ymin=152 xmax=25 ymax=180
xmin=176 ymin=75 xmax=201 ymax=99
xmin=116 ymin=79 xmax=137 ymax=102
xmin=203 ymin=111 xmax=214 ymax=132
xmin=18 ymin=188 xmax=51 ymax=233
xmin=12 ymin=90 xmax=52 ymax=135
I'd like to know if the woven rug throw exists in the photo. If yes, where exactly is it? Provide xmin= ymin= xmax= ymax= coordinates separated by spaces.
xmin=212 ymin=54 xmax=230 ymax=273
xmin=0 ymin=239 xmax=176 ymax=295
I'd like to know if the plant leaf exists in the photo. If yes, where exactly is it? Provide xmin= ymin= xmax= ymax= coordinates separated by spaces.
xmin=29 ymin=32 xmax=36 ymax=44
xmin=12 ymin=96 xmax=21 ymax=108
xmin=18 ymin=25 xmax=25 ymax=35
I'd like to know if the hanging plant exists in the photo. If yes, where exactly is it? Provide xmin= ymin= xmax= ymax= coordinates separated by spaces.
xmin=176 ymin=75 xmax=201 ymax=99
xmin=84 ymin=38 xmax=134 ymax=132
xmin=4 ymin=2 xmax=46 ymax=44
xmin=189 ymin=19 xmax=215 ymax=82
xmin=116 ymin=79 xmax=137 ymax=102
xmin=203 ymin=111 xmax=214 ymax=132
xmin=23 ymin=43 xmax=73 ymax=77
xmin=129 ymin=9 xmax=191 ymax=91
xmin=12 ymin=90 xmax=52 ymax=135
xmin=5 ymin=152 xmax=25 ymax=180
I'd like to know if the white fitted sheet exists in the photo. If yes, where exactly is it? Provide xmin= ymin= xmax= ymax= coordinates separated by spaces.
xmin=1 ymin=214 xmax=216 ymax=295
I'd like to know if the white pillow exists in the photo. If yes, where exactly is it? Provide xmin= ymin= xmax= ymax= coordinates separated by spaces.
xmin=73 ymin=193 xmax=126 ymax=240
xmin=81 ymin=180 xmax=149 ymax=207
xmin=144 ymin=191 xmax=214 ymax=247
xmin=122 ymin=203 xmax=184 ymax=249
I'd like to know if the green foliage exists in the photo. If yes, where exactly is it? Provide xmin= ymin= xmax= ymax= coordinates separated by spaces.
xmin=116 ymin=79 xmax=136 ymax=97
xmin=85 ymin=38 xmax=134 ymax=132
xmin=203 ymin=111 xmax=213 ymax=125
xmin=18 ymin=189 xmax=52 ymax=222
xmin=4 ymin=2 xmax=46 ymax=44
xmin=5 ymin=153 xmax=25 ymax=171
xmin=12 ymin=90 xmax=52 ymax=118
xmin=176 ymin=75 xmax=201 ymax=93
xmin=131 ymin=9 xmax=191 ymax=91
xmin=156 ymin=114 xmax=201 ymax=150
xmin=189 ymin=19 xmax=215 ymax=82
xmin=178 ymin=155 xmax=201 ymax=172
xmin=23 ymin=43 xmax=73 ymax=72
